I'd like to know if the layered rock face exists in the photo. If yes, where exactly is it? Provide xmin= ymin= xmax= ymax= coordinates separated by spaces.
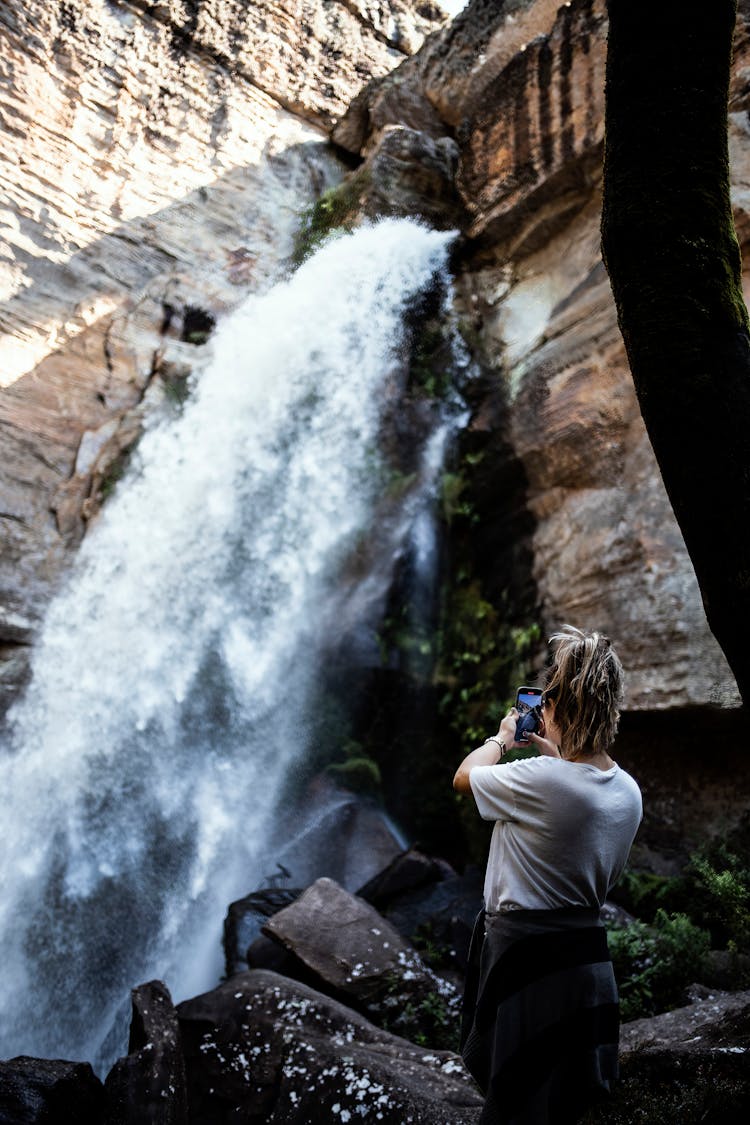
xmin=0 ymin=0 xmax=444 ymax=702
xmin=335 ymin=0 xmax=743 ymax=710
xmin=1 ymin=0 xmax=744 ymax=714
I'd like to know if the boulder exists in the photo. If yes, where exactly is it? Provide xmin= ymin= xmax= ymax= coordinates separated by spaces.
xmin=262 ymin=877 xmax=461 ymax=1045
xmin=0 ymin=1056 xmax=104 ymax=1124
xmin=358 ymin=851 xmax=483 ymax=972
xmin=177 ymin=968 xmax=482 ymax=1124
xmin=267 ymin=780 xmax=407 ymax=894
xmin=223 ymin=887 xmax=301 ymax=978
xmin=584 ymin=986 xmax=750 ymax=1123
xmin=358 ymin=126 xmax=465 ymax=229
xmin=357 ymin=847 xmax=456 ymax=909
xmin=262 ymin=877 xmax=422 ymax=1003
xmin=103 ymin=980 xmax=187 ymax=1125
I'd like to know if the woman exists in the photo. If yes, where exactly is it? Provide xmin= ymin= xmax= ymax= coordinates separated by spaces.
xmin=453 ymin=626 xmax=642 ymax=1125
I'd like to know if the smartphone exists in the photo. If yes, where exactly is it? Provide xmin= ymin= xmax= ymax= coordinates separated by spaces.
xmin=515 ymin=686 xmax=543 ymax=743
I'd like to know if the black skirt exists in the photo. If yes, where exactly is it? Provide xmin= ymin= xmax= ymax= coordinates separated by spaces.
xmin=460 ymin=907 xmax=619 ymax=1125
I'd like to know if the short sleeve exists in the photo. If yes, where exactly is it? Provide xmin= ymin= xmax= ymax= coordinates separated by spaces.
xmin=469 ymin=764 xmax=517 ymax=822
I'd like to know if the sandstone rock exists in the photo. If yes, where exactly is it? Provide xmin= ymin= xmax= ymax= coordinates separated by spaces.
xmin=333 ymin=0 xmax=567 ymax=151
xmin=0 ymin=0 xmax=436 ymax=681
xmin=327 ymin=0 xmax=743 ymax=710
xmin=0 ymin=1056 xmax=104 ymax=1124
xmin=103 ymin=980 xmax=187 ymax=1125
xmin=457 ymin=0 xmax=607 ymax=248
xmin=358 ymin=125 xmax=464 ymax=228
xmin=177 ymin=968 xmax=482 ymax=1123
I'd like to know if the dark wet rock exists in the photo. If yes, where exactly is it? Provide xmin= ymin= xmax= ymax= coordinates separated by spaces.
xmin=245 ymin=934 xmax=299 ymax=976
xmin=177 ymin=968 xmax=482 ymax=1124
xmin=584 ymin=986 xmax=750 ymax=1123
xmin=223 ymin=887 xmax=301 ymax=978
xmin=262 ymin=877 xmax=424 ymax=1002
xmin=386 ymin=879 xmax=482 ymax=974
xmin=103 ymin=980 xmax=187 ymax=1125
xmin=0 ymin=1056 xmax=104 ymax=1124
xmin=357 ymin=847 xmax=456 ymax=909
xmin=360 ymin=858 xmax=484 ymax=973
xmin=268 ymin=779 xmax=406 ymax=895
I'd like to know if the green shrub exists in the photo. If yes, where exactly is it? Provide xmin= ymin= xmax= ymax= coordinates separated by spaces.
xmin=607 ymin=909 xmax=710 ymax=1022
xmin=684 ymin=839 xmax=750 ymax=951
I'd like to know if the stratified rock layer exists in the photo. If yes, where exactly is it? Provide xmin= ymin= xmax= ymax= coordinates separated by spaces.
xmin=335 ymin=0 xmax=743 ymax=709
xmin=0 ymin=0 xmax=443 ymax=702
xmin=1 ymin=1 xmax=744 ymax=708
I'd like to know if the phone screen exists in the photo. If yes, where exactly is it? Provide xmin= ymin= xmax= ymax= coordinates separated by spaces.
xmin=516 ymin=687 xmax=542 ymax=714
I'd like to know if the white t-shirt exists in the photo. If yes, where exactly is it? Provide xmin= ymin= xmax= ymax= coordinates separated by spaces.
xmin=469 ymin=755 xmax=643 ymax=913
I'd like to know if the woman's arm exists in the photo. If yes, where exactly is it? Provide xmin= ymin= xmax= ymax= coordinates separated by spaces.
xmin=452 ymin=710 xmax=520 ymax=794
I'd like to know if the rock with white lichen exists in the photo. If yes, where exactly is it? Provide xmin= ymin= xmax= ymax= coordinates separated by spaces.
xmin=176 ymin=968 xmax=482 ymax=1124
xmin=261 ymin=876 xmax=461 ymax=1047
xmin=103 ymin=979 xmax=188 ymax=1125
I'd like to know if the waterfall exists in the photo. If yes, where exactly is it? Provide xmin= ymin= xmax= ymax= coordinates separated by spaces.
xmin=0 ymin=219 xmax=460 ymax=1069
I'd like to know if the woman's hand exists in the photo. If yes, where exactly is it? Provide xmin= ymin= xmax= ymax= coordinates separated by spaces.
xmin=526 ymin=729 xmax=562 ymax=757
xmin=497 ymin=708 xmax=561 ymax=758
xmin=498 ymin=708 xmax=522 ymax=749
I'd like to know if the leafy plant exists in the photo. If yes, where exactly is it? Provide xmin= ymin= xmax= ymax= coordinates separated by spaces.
xmin=607 ymin=909 xmax=710 ymax=1022
xmin=683 ymin=834 xmax=750 ymax=951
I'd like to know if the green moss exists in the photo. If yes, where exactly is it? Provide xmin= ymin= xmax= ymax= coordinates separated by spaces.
xmin=292 ymin=171 xmax=370 ymax=266
xmin=319 ymin=735 xmax=383 ymax=798
xmin=99 ymin=447 xmax=134 ymax=502
xmin=325 ymin=756 xmax=382 ymax=795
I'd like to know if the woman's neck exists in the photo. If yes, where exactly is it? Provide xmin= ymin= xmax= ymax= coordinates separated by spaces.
xmin=565 ymin=748 xmax=615 ymax=770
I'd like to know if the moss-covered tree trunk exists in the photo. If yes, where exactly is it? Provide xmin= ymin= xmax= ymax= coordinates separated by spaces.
xmin=601 ymin=0 xmax=750 ymax=704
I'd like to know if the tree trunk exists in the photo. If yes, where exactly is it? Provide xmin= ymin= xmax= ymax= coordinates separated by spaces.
xmin=601 ymin=0 xmax=750 ymax=704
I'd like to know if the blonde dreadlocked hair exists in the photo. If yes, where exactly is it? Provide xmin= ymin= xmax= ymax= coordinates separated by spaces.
xmin=543 ymin=625 xmax=624 ymax=760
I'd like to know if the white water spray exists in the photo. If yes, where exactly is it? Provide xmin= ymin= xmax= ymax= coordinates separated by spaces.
xmin=0 ymin=219 xmax=458 ymax=1067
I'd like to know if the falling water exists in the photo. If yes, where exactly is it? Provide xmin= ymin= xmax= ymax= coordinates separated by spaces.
xmin=0 ymin=219 xmax=460 ymax=1068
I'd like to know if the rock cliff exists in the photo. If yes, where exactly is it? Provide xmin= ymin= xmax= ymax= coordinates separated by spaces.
xmin=333 ymin=0 xmax=744 ymax=711
xmin=0 ymin=0 xmax=445 ymax=704
xmin=0 ymin=0 xmax=744 ymax=714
